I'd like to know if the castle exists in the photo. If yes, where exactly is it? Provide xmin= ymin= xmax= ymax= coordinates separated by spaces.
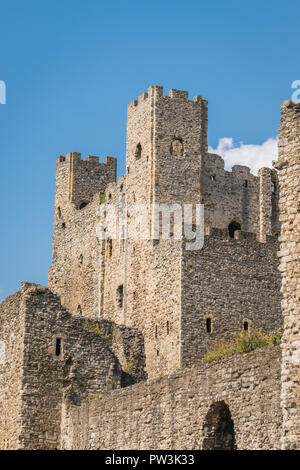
xmin=0 ymin=87 xmax=299 ymax=450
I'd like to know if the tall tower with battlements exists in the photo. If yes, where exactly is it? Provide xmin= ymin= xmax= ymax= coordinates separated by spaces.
xmin=48 ymin=152 xmax=116 ymax=318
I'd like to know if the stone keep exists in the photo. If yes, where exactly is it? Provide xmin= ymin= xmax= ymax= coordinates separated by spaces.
xmin=276 ymin=100 xmax=300 ymax=450
xmin=49 ymin=86 xmax=282 ymax=379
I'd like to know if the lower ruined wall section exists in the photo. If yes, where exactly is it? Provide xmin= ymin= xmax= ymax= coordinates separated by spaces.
xmin=0 ymin=283 xmax=146 ymax=450
xmin=0 ymin=290 xmax=25 ymax=450
xmin=62 ymin=346 xmax=282 ymax=450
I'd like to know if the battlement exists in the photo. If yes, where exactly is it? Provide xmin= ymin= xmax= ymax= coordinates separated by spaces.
xmin=54 ymin=151 xmax=117 ymax=210
xmin=207 ymin=152 xmax=254 ymax=176
xmin=281 ymin=99 xmax=300 ymax=114
xmin=56 ymin=152 xmax=116 ymax=168
xmin=128 ymin=85 xmax=207 ymax=109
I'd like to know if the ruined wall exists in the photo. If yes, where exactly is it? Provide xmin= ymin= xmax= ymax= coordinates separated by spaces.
xmin=48 ymin=152 xmax=116 ymax=318
xmin=61 ymin=346 xmax=282 ymax=450
xmin=0 ymin=290 xmax=25 ymax=449
xmin=20 ymin=284 xmax=145 ymax=450
xmin=181 ymin=228 xmax=283 ymax=367
xmin=0 ymin=283 xmax=145 ymax=450
xmin=202 ymin=154 xmax=280 ymax=238
xmin=276 ymin=100 xmax=300 ymax=449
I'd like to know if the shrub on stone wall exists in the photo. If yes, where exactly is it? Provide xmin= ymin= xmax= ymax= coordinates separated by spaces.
xmin=204 ymin=328 xmax=282 ymax=363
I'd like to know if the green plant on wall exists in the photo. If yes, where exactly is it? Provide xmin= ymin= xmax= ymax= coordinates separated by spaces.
xmin=84 ymin=320 xmax=112 ymax=345
xmin=203 ymin=328 xmax=282 ymax=363
xmin=84 ymin=319 xmax=104 ymax=336
xmin=123 ymin=361 xmax=135 ymax=375
xmin=99 ymin=194 xmax=106 ymax=205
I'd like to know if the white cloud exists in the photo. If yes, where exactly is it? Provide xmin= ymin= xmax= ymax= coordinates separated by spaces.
xmin=208 ymin=137 xmax=278 ymax=175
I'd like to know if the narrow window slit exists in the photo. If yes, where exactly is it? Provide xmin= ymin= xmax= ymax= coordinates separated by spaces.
xmin=55 ymin=338 xmax=62 ymax=357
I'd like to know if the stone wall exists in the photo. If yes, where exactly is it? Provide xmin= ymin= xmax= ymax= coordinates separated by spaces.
xmin=0 ymin=283 xmax=146 ymax=450
xmin=61 ymin=346 xmax=282 ymax=450
xmin=0 ymin=290 xmax=25 ymax=449
xmin=181 ymin=227 xmax=283 ymax=367
xmin=276 ymin=100 xmax=300 ymax=449
xmin=202 ymin=154 xmax=280 ymax=238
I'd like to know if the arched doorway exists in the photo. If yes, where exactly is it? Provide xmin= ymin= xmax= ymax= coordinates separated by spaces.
xmin=228 ymin=221 xmax=241 ymax=238
xmin=202 ymin=401 xmax=236 ymax=450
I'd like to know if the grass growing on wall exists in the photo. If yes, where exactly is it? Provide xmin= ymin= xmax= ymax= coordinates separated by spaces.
xmin=204 ymin=328 xmax=282 ymax=363
xmin=99 ymin=194 xmax=106 ymax=204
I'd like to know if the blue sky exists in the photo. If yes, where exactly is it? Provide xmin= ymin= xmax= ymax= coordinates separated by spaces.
xmin=0 ymin=0 xmax=299 ymax=300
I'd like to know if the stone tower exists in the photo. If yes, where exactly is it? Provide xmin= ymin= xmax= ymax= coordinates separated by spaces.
xmin=121 ymin=87 xmax=209 ymax=377
xmin=126 ymin=86 xmax=207 ymax=209
xmin=276 ymin=100 xmax=300 ymax=449
xmin=48 ymin=153 xmax=116 ymax=317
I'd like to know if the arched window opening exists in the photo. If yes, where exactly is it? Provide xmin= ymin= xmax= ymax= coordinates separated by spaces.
xmin=117 ymin=285 xmax=124 ymax=308
xmin=206 ymin=317 xmax=212 ymax=334
xmin=77 ymin=305 xmax=82 ymax=316
xmin=228 ymin=221 xmax=241 ymax=239
xmin=210 ymin=175 xmax=216 ymax=182
xmin=166 ymin=321 xmax=170 ymax=335
xmin=62 ymin=222 xmax=66 ymax=229
xmin=79 ymin=202 xmax=88 ymax=210
xmin=57 ymin=206 xmax=62 ymax=219
xmin=202 ymin=401 xmax=236 ymax=450
xmin=135 ymin=143 xmax=142 ymax=159
xmin=244 ymin=179 xmax=248 ymax=188
xmin=243 ymin=321 xmax=249 ymax=331
xmin=170 ymin=138 xmax=183 ymax=157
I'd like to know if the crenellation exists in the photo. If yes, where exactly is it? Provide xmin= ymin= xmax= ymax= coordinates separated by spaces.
xmin=231 ymin=164 xmax=251 ymax=174
xmin=168 ymin=88 xmax=189 ymax=100
xmin=86 ymin=155 xmax=99 ymax=163
xmin=137 ymin=91 xmax=148 ymax=103
xmin=129 ymin=86 xmax=208 ymax=110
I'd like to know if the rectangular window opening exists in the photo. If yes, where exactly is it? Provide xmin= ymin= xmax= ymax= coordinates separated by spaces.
xmin=55 ymin=338 xmax=62 ymax=357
